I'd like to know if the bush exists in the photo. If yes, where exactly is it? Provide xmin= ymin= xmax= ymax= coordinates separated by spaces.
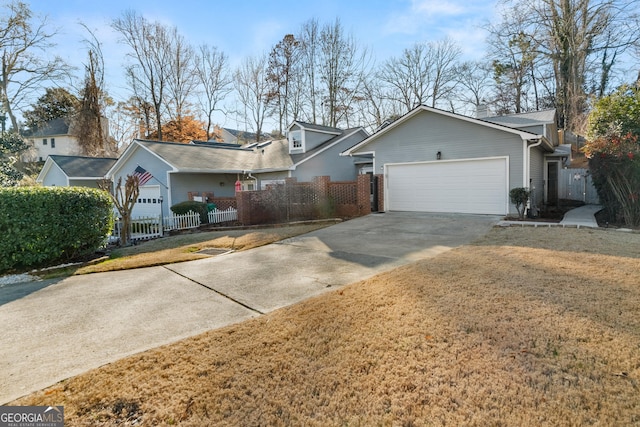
xmin=170 ymin=200 xmax=209 ymax=223
xmin=509 ymin=187 xmax=530 ymax=220
xmin=0 ymin=186 xmax=114 ymax=273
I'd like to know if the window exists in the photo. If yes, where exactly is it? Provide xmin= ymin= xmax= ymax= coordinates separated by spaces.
xmin=51 ymin=138 xmax=55 ymax=148
xmin=42 ymin=138 xmax=47 ymax=146
xmin=289 ymin=130 xmax=302 ymax=149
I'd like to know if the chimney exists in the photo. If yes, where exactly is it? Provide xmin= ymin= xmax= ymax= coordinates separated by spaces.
xmin=476 ymin=104 xmax=490 ymax=119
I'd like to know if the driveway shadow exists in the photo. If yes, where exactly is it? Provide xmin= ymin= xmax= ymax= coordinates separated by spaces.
xmin=0 ymin=278 xmax=62 ymax=307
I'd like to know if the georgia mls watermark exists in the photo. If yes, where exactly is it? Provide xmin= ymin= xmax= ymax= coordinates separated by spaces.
xmin=0 ymin=406 xmax=64 ymax=427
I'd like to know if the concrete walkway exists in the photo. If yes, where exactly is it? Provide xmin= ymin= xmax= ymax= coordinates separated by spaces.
xmin=498 ymin=205 xmax=602 ymax=229
xmin=559 ymin=205 xmax=602 ymax=228
xmin=0 ymin=212 xmax=499 ymax=404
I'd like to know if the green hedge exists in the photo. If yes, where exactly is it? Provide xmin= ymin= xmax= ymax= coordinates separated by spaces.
xmin=170 ymin=200 xmax=209 ymax=223
xmin=0 ymin=186 xmax=114 ymax=273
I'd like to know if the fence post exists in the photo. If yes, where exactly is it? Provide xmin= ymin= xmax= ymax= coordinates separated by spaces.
xmin=375 ymin=174 xmax=385 ymax=212
xmin=357 ymin=174 xmax=371 ymax=216
xmin=236 ymin=191 xmax=252 ymax=225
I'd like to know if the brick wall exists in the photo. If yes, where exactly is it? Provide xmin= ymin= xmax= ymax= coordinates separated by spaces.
xmin=376 ymin=174 xmax=385 ymax=212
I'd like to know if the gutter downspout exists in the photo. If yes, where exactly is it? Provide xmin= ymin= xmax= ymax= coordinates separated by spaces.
xmin=246 ymin=171 xmax=258 ymax=190
xmin=526 ymin=138 xmax=543 ymax=214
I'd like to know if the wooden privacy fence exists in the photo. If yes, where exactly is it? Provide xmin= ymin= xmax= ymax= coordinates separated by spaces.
xmin=559 ymin=168 xmax=600 ymax=204
xmin=236 ymin=175 xmax=371 ymax=225
xmin=111 ymin=208 xmax=238 ymax=243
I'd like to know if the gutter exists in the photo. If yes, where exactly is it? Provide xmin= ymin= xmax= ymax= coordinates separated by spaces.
xmin=244 ymin=170 xmax=258 ymax=190
xmin=525 ymin=138 xmax=543 ymax=212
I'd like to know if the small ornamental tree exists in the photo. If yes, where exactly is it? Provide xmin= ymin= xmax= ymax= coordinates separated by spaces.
xmin=99 ymin=175 xmax=140 ymax=245
xmin=509 ymin=187 xmax=530 ymax=220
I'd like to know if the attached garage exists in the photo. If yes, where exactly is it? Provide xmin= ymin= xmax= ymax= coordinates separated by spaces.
xmin=131 ymin=185 xmax=162 ymax=218
xmin=385 ymin=157 xmax=509 ymax=215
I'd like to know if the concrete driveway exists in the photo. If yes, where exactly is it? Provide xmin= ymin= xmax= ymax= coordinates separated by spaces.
xmin=0 ymin=212 xmax=498 ymax=404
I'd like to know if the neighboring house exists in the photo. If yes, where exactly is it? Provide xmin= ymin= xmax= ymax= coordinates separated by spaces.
xmin=36 ymin=155 xmax=117 ymax=188
xmin=22 ymin=118 xmax=82 ymax=162
xmin=212 ymin=126 xmax=270 ymax=144
xmin=341 ymin=105 xmax=564 ymax=216
xmin=106 ymin=123 xmax=368 ymax=218
xmin=22 ymin=116 xmax=115 ymax=162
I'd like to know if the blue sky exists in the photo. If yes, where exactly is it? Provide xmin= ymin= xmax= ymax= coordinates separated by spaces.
xmin=28 ymin=0 xmax=498 ymax=103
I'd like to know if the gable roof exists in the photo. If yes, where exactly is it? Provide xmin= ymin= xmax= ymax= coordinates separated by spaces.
xmin=23 ymin=118 xmax=72 ymax=137
xmin=49 ymin=155 xmax=116 ymax=177
xmin=125 ymin=139 xmax=293 ymax=174
xmin=287 ymin=121 xmax=342 ymax=135
xmin=291 ymin=127 xmax=367 ymax=166
xmin=37 ymin=155 xmax=117 ymax=183
xmin=482 ymin=109 xmax=556 ymax=128
xmin=341 ymin=105 xmax=551 ymax=156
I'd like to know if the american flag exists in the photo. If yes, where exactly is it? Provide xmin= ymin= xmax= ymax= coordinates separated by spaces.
xmin=133 ymin=166 xmax=153 ymax=186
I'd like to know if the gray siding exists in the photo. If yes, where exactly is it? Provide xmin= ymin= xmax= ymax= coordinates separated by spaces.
xmin=42 ymin=164 xmax=67 ymax=186
xmin=354 ymin=110 xmax=530 ymax=215
xmin=529 ymin=148 xmax=545 ymax=211
xmin=170 ymin=173 xmax=238 ymax=204
xmin=113 ymin=146 xmax=173 ymax=215
xmin=294 ymin=130 xmax=366 ymax=182
xmin=304 ymin=129 xmax=337 ymax=152
xmin=362 ymin=111 xmax=525 ymax=188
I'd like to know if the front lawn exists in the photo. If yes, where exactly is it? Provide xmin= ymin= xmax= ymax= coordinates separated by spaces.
xmin=13 ymin=227 xmax=640 ymax=426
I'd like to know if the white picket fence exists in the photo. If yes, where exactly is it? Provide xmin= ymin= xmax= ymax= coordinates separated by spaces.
xmin=208 ymin=207 xmax=238 ymax=224
xmin=111 ymin=208 xmax=238 ymax=243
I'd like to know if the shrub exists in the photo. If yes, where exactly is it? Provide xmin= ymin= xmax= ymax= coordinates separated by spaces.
xmin=509 ymin=187 xmax=530 ymax=220
xmin=0 ymin=186 xmax=114 ymax=273
xmin=170 ymin=200 xmax=209 ymax=223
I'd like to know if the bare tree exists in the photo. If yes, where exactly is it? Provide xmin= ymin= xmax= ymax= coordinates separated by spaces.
xmin=73 ymin=24 xmax=116 ymax=156
xmin=165 ymin=28 xmax=196 ymax=127
xmin=113 ymin=10 xmax=172 ymax=140
xmin=266 ymin=34 xmax=301 ymax=136
xmin=194 ymin=44 xmax=231 ymax=140
xmin=233 ymin=54 xmax=269 ymax=142
xmin=0 ymin=1 xmax=70 ymax=132
xmin=106 ymin=100 xmax=140 ymax=149
xmin=297 ymin=19 xmax=321 ymax=124
xmin=501 ymin=0 xmax=640 ymax=130
xmin=99 ymin=175 xmax=139 ymax=246
xmin=380 ymin=38 xmax=461 ymax=114
xmin=379 ymin=43 xmax=430 ymax=112
xmin=354 ymin=70 xmax=401 ymax=132
xmin=455 ymin=61 xmax=493 ymax=109
xmin=318 ymin=18 xmax=369 ymax=127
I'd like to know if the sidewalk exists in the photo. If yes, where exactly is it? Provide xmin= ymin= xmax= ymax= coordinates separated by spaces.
xmin=559 ymin=205 xmax=602 ymax=228
xmin=498 ymin=205 xmax=602 ymax=229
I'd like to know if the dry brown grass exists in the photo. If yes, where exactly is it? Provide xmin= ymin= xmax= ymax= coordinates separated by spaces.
xmin=13 ymin=227 xmax=640 ymax=426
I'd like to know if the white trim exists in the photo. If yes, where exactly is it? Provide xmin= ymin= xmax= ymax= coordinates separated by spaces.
xmin=293 ymin=127 xmax=367 ymax=168
xmin=106 ymin=139 xmax=176 ymax=179
xmin=383 ymin=156 xmax=510 ymax=215
xmin=35 ymin=157 xmax=55 ymax=183
xmin=342 ymin=105 xmax=545 ymax=156
xmin=287 ymin=121 xmax=342 ymax=136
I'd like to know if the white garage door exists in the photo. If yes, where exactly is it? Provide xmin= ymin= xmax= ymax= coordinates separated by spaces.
xmin=131 ymin=185 xmax=161 ymax=218
xmin=386 ymin=157 xmax=508 ymax=215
